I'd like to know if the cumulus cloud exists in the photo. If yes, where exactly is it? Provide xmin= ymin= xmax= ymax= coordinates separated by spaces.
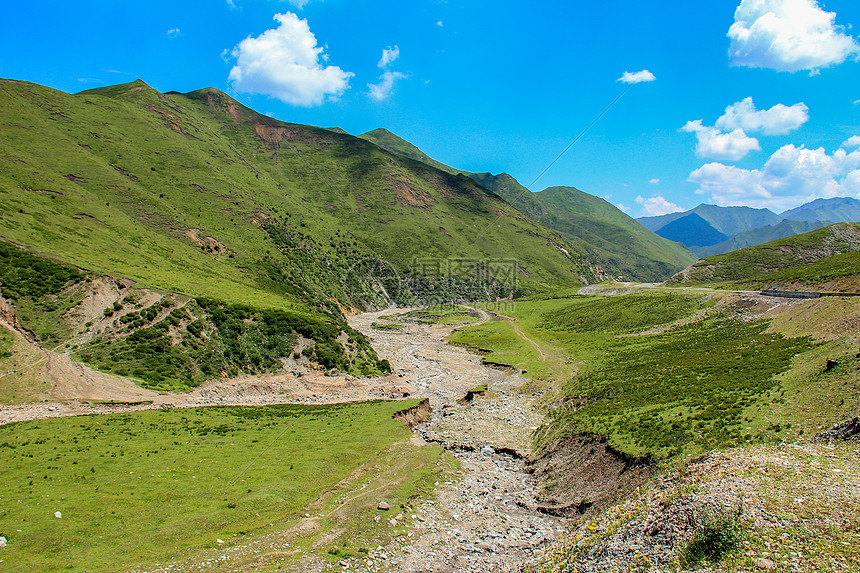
xmin=617 ymin=70 xmax=656 ymax=84
xmin=635 ymin=195 xmax=683 ymax=217
xmin=688 ymin=143 xmax=860 ymax=210
xmin=682 ymin=120 xmax=761 ymax=161
xmin=728 ymin=0 xmax=860 ymax=72
xmin=368 ymin=71 xmax=407 ymax=101
xmin=227 ymin=12 xmax=353 ymax=107
xmin=715 ymin=97 xmax=809 ymax=135
xmin=843 ymin=135 xmax=860 ymax=149
xmin=378 ymin=45 xmax=400 ymax=68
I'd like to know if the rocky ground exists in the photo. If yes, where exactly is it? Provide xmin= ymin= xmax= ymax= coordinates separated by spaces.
xmin=2 ymin=308 xmax=574 ymax=573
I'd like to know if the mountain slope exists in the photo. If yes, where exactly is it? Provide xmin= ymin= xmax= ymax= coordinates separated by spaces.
xmin=779 ymin=197 xmax=860 ymax=223
xmin=353 ymin=130 xmax=696 ymax=282
xmin=0 ymin=78 xmax=607 ymax=391
xmin=358 ymin=128 xmax=459 ymax=175
xmin=0 ymin=78 xmax=597 ymax=308
xmin=472 ymin=176 xmax=697 ymax=281
xmin=696 ymin=219 xmax=832 ymax=257
xmin=653 ymin=212 xmax=728 ymax=248
xmin=668 ymin=222 xmax=860 ymax=291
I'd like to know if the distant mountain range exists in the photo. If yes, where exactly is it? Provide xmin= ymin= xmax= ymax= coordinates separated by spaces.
xmin=359 ymin=129 xmax=696 ymax=281
xmin=638 ymin=198 xmax=860 ymax=257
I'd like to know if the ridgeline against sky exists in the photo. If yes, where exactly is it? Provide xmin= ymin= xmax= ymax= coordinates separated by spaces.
xmin=3 ymin=0 xmax=859 ymax=217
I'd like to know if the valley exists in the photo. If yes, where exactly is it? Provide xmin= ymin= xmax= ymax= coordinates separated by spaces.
xmin=1 ymin=77 xmax=859 ymax=573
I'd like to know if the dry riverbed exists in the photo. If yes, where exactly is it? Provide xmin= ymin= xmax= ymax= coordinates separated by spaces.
xmin=1 ymin=308 xmax=571 ymax=572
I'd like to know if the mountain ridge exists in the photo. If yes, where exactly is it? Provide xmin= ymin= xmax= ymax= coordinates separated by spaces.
xmin=357 ymin=129 xmax=696 ymax=281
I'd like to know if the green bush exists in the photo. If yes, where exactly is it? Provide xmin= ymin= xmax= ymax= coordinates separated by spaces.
xmin=679 ymin=507 xmax=745 ymax=567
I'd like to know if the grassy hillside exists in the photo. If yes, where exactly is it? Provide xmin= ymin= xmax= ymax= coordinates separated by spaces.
xmin=450 ymin=293 xmax=821 ymax=461
xmin=472 ymin=177 xmax=697 ymax=281
xmin=0 ymin=78 xmax=608 ymax=392
xmin=669 ymin=222 xmax=860 ymax=291
xmin=697 ymin=218 xmax=831 ymax=257
xmin=358 ymin=128 xmax=458 ymax=175
xmin=0 ymin=78 xmax=594 ymax=312
xmin=350 ymin=132 xmax=695 ymax=282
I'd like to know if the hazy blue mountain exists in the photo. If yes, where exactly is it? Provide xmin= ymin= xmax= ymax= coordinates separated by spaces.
xmin=655 ymin=213 xmax=729 ymax=249
xmin=638 ymin=204 xmax=781 ymax=237
xmin=779 ymin=197 xmax=860 ymax=224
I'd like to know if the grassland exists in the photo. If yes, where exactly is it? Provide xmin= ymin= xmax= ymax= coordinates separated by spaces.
xmin=671 ymin=222 xmax=860 ymax=291
xmin=448 ymin=291 xmax=854 ymax=461
xmin=0 ymin=400 xmax=447 ymax=572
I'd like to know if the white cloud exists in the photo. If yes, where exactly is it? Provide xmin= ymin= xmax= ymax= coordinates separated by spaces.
xmin=226 ymin=0 xmax=238 ymax=10
xmin=682 ymin=119 xmax=761 ymax=161
xmin=227 ymin=12 xmax=353 ymax=107
xmin=288 ymin=0 xmax=311 ymax=8
xmin=368 ymin=71 xmax=407 ymax=101
xmin=617 ymin=70 xmax=656 ymax=84
xmin=715 ymin=97 xmax=809 ymax=135
xmin=688 ymin=143 xmax=860 ymax=210
xmin=616 ymin=203 xmax=631 ymax=213
xmin=378 ymin=46 xmax=400 ymax=69
xmin=728 ymin=0 xmax=860 ymax=73
xmin=842 ymin=135 xmax=860 ymax=149
xmin=436 ymin=21 xmax=444 ymax=27
xmin=635 ymin=195 xmax=683 ymax=217
xmin=167 ymin=28 xmax=181 ymax=38
xmin=649 ymin=178 xmax=660 ymax=185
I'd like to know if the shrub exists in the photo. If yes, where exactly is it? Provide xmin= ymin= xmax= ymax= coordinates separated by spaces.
xmin=679 ymin=507 xmax=745 ymax=567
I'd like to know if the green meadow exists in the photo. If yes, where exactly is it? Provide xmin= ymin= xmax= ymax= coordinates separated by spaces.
xmin=0 ymin=401 xmax=445 ymax=572
xmin=451 ymin=292 xmax=830 ymax=461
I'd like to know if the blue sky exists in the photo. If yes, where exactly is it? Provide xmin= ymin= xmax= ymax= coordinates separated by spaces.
xmin=3 ymin=0 xmax=860 ymax=217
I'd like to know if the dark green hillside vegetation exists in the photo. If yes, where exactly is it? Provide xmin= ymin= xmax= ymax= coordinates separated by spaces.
xmin=0 ymin=78 xmax=594 ymax=319
xmin=0 ymin=401 xmax=445 ymax=572
xmin=671 ymin=222 xmax=860 ymax=291
xmin=0 ymin=241 xmax=384 ymax=391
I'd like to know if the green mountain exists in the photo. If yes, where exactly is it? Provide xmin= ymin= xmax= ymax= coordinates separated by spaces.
xmin=358 ymin=128 xmax=458 ymax=175
xmin=354 ymin=130 xmax=696 ymax=281
xmin=696 ymin=219 xmax=832 ymax=257
xmin=0 ymin=78 xmax=603 ymax=390
xmin=469 ymin=176 xmax=697 ymax=282
xmin=0 ymin=79 xmax=599 ymax=302
xmin=668 ymin=222 xmax=860 ymax=291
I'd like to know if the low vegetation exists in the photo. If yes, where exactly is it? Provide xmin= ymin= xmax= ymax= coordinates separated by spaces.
xmin=453 ymin=291 xmax=826 ymax=461
xmin=670 ymin=222 xmax=860 ymax=291
xmin=0 ymin=401 xmax=447 ymax=572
